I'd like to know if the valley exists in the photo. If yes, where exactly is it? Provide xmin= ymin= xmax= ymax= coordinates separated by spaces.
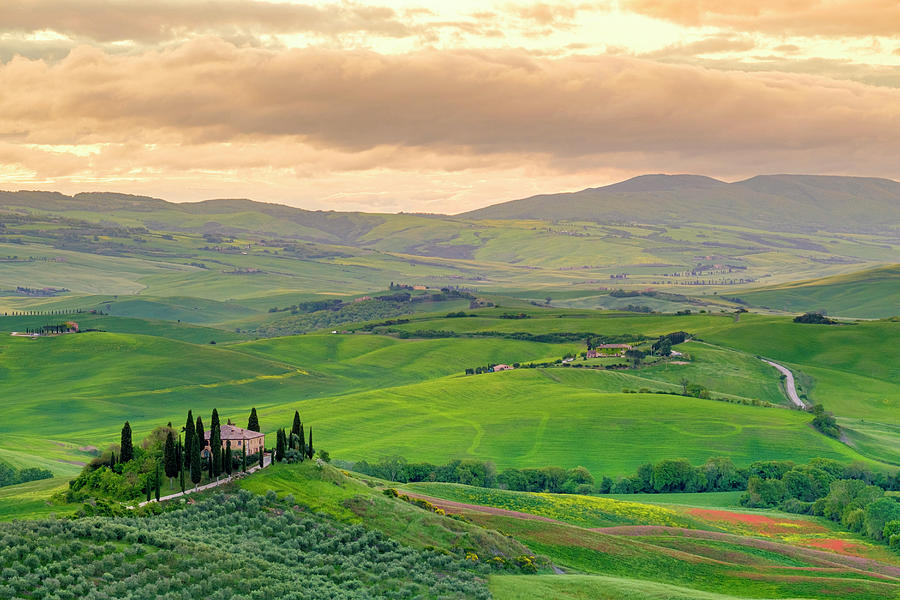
xmin=0 ymin=177 xmax=897 ymax=599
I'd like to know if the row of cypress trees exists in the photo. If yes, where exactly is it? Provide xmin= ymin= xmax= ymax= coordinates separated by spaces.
xmin=118 ymin=405 xmax=313 ymax=500
xmin=274 ymin=410 xmax=314 ymax=463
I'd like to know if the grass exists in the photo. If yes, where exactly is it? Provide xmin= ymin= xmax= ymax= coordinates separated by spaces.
xmin=738 ymin=264 xmax=900 ymax=319
xmin=0 ymin=325 xmax=882 ymax=482
xmin=490 ymin=574 xmax=772 ymax=600
xmin=475 ymin=515 xmax=900 ymax=599
xmin=0 ymin=478 xmax=78 ymax=521
xmin=402 ymin=483 xmax=696 ymax=528
xmin=604 ymin=491 xmax=745 ymax=507
xmin=236 ymin=461 xmax=532 ymax=559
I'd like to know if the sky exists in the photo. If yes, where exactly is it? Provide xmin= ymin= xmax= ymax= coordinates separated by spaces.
xmin=1 ymin=0 xmax=899 ymax=213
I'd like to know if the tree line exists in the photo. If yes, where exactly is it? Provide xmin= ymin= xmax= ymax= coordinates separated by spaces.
xmin=741 ymin=458 xmax=900 ymax=548
xmin=345 ymin=455 xmax=899 ymax=505
xmin=0 ymin=463 xmax=52 ymax=489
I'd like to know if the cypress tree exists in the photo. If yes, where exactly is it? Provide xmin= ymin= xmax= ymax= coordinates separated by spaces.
xmin=109 ymin=451 xmax=116 ymax=469
xmin=163 ymin=431 xmax=177 ymax=484
xmin=179 ymin=460 xmax=185 ymax=493
xmin=241 ymin=446 xmax=247 ymax=472
xmin=210 ymin=409 xmax=222 ymax=477
xmin=146 ymin=479 xmax=151 ymax=503
xmin=195 ymin=416 xmax=205 ymax=450
xmin=275 ymin=429 xmax=286 ymax=462
xmin=190 ymin=432 xmax=202 ymax=488
xmin=248 ymin=407 xmax=260 ymax=432
xmin=298 ymin=423 xmax=305 ymax=460
xmin=259 ymin=445 xmax=265 ymax=469
xmin=306 ymin=427 xmax=314 ymax=460
xmin=184 ymin=410 xmax=195 ymax=468
xmin=120 ymin=421 xmax=134 ymax=463
xmin=154 ymin=463 xmax=161 ymax=501
xmin=225 ymin=440 xmax=233 ymax=475
xmin=291 ymin=411 xmax=301 ymax=449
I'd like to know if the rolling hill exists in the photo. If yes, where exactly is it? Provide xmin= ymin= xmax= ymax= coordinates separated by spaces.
xmin=735 ymin=264 xmax=900 ymax=318
xmin=460 ymin=174 xmax=900 ymax=233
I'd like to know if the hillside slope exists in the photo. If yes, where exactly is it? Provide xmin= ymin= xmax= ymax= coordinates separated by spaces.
xmin=736 ymin=264 xmax=900 ymax=318
xmin=461 ymin=174 xmax=900 ymax=232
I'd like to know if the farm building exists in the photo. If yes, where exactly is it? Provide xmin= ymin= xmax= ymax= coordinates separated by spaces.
xmin=587 ymin=344 xmax=633 ymax=358
xmin=493 ymin=364 xmax=514 ymax=372
xmin=202 ymin=424 xmax=265 ymax=456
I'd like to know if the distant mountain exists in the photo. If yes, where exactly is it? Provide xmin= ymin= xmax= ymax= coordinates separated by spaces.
xmin=460 ymin=174 xmax=900 ymax=232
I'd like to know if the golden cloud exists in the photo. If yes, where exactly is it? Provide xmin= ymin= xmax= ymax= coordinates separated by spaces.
xmin=2 ymin=39 xmax=900 ymax=209
xmin=623 ymin=0 xmax=900 ymax=37
xmin=0 ymin=0 xmax=412 ymax=43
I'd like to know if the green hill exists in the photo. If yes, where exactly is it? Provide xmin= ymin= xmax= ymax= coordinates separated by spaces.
xmin=460 ymin=174 xmax=900 ymax=233
xmin=736 ymin=264 xmax=900 ymax=318
xmin=2 ymin=183 xmax=898 ymax=304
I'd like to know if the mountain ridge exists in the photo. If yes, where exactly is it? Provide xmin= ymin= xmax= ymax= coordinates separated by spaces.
xmin=3 ymin=173 xmax=899 ymax=235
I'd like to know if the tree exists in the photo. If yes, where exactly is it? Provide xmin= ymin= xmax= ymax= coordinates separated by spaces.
xmin=306 ymin=427 xmax=314 ymax=460
xmin=742 ymin=476 xmax=785 ymax=508
xmin=225 ymin=440 xmax=233 ymax=476
xmin=195 ymin=416 xmax=205 ymax=450
xmin=291 ymin=411 xmax=302 ymax=450
xmin=657 ymin=338 xmax=672 ymax=357
xmin=184 ymin=410 xmax=195 ymax=468
xmin=624 ymin=349 xmax=645 ymax=367
xmin=275 ymin=429 xmax=286 ymax=462
xmin=259 ymin=445 xmax=265 ymax=469
xmin=248 ymin=407 xmax=260 ymax=432
xmin=210 ymin=409 xmax=222 ymax=477
xmin=241 ymin=446 xmax=247 ymax=473
xmin=190 ymin=432 xmax=202 ymax=489
xmin=154 ymin=463 xmax=161 ymax=501
xmin=864 ymin=498 xmax=900 ymax=541
xmin=120 ymin=421 xmax=134 ymax=463
xmin=298 ymin=422 xmax=305 ymax=459
xmin=163 ymin=431 xmax=177 ymax=484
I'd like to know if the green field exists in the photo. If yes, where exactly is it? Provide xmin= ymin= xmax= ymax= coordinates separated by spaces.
xmin=738 ymin=264 xmax=900 ymax=318
xmin=1 ymin=310 xmax=894 ymax=487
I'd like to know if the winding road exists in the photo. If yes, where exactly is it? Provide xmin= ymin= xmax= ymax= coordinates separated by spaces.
xmin=761 ymin=359 xmax=806 ymax=408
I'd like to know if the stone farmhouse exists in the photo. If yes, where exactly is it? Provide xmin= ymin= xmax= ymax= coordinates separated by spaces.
xmin=202 ymin=424 xmax=265 ymax=457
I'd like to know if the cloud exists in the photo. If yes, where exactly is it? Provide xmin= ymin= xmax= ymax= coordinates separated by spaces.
xmin=5 ymin=39 xmax=900 ymax=154
xmin=2 ymin=39 xmax=900 ymax=209
xmin=641 ymin=34 xmax=756 ymax=58
xmin=0 ymin=0 xmax=413 ymax=44
xmin=622 ymin=0 xmax=900 ymax=37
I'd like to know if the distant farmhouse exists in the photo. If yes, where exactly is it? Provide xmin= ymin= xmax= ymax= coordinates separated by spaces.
xmin=492 ymin=364 xmax=514 ymax=372
xmin=587 ymin=343 xmax=633 ymax=358
xmin=201 ymin=424 xmax=265 ymax=457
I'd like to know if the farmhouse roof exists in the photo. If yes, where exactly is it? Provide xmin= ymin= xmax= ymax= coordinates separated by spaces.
xmin=204 ymin=425 xmax=265 ymax=441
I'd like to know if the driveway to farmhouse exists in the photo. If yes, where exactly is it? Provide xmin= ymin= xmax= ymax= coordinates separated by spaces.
xmin=761 ymin=359 xmax=806 ymax=408
xmin=134 ymin=453 xmax=272 ymax=508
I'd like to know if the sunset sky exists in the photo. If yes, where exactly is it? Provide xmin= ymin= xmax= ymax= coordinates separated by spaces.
xmin=2 ymin=0 xmax=899 ymax=213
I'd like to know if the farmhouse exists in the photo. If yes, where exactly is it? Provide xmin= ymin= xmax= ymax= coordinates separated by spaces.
xmin=202 ymin=424 xmax=265 ymax=456
xmin=587 ymin=343 xmax=633 ymax=358
xmin=493 ymin=364 xmax=513 ymax=372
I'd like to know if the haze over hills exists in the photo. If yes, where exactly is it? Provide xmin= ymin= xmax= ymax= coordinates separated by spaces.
xmin=4 ymin=173 xmax=900 ymax=236
xmin=1 ymin=174 xmax=899 ymax=300
xmin=460 ymin=174 xmax=900 ymax=233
